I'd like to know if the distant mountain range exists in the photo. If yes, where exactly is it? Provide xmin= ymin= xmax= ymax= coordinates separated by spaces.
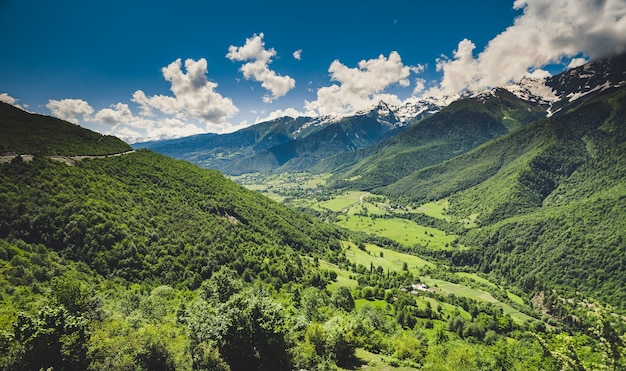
xmin=134 ymin=95 xmax=442 ymax=175
xmin=135 ymin=53 xmax=626 ymax=177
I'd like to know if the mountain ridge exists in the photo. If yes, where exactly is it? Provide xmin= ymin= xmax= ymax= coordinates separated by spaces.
xmin=136 ymin=53 xmax=626 ymax=177
xmin=135 ymin=97 xmax=442 ymax=174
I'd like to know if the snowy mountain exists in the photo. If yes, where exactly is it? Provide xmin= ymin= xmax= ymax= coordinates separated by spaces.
xmin=505 ymin=53 xmax=626 ymax=116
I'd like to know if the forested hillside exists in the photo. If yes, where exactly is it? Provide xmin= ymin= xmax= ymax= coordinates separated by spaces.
xmin=2 ymin=56 xmax=626 ymax=370
xmin=0 ymin=102 xmax=130 ymax=156
xmin=383 ymin=86 xmax=626 ymax=310
xmin=5 ymin=106 xmax=625 ymax=371
xmin=0 ymin=147 xmax=353 ymax=370
xmin=327 ymin=89 xmax=545 ymax=190
xmin=0 ymin=150 xmax=342 ymax=287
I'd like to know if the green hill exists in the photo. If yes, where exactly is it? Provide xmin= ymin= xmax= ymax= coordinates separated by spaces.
xmin=0 ymin=111 xmax=348 ymax=370
xmin=0 ymin=150 xmax=342 ymax=287
xmin=0 ymin=102 xmax=131 ymax=156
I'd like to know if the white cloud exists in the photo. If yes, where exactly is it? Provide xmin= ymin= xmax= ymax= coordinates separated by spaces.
xmin=142 ymin=118 xmax=206 ymax=141
xmin=304 ymin=51 xmax=422 ymax=116
xmin=92 ymin=102 xmax=220 ymax=142
xmin=132 ymin=58 xmax=238 ymax=124
xmin=0 ymin=93 xmax=29 ymax=111
xmin=43 ymin=57 xmax=241 ymax=143
xmin=226 ymin=33 xmax=296 ymax=102
xmin=0 ymin=93 xmax=17 ymax=106
xmin=104 ymin=114 xmax=207 ymax=144
xmin=413 ymin=78 xmax=426 ymax=95
xmin=46 ymin=99 xmax=94 ymax=124
xmin=527 ymin=69 xmax=552 ymax=79
xmin=293 ymin=49 xmax=302 ymax=61
xmin=429 ymin=0 xmax=626 ymax=97
xmin=255 ymin=107 xmax=305 ymax=123
xmin=567 ymin=57 xmax=588 ymax=69
xmin=113 ymin=126 xmax=143 ymax=142
xmin=94 ymin=103 xmax=134 ymax=126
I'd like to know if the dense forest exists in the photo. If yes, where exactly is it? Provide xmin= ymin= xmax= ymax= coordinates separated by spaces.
xmin=364 ymin=87 xmax=626 ymax=312
xmin=0 ymin=152 xmax=624 ymax=370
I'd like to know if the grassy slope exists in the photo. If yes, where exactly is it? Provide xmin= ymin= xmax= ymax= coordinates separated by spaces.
xmin=383 ymin=88 xmax=621 ymax=223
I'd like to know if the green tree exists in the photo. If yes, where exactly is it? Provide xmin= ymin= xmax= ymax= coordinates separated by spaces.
xmin=331 ymin=286 xmax=355 ymax=312
xmin=187 ymin=290 xmax=291 ymax=371
xmin=435 ymin=326 xmax=449 ymax=345
xmin=11 ymin=306 xmax=90 ymax=370
xmin=392 ymin=330 xmax=428 ymax=363
xmin=301 ymin=287 xmax=330 ymax=322
xmin=324 ymin=315 xmax=360 ymax=366
xmin=201 ymin=266 xmax=243 ymax=303
xmin=134 ymin=337 xmax=176 ymax=371
xmin=191 ymin=341 xmax=231 ymax=371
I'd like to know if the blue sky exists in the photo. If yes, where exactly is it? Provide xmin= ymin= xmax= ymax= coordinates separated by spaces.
xmin=1 ymin=0 xmax=625 ymax=142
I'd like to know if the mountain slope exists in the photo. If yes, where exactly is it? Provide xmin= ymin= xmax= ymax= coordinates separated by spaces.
xmin=384 ymin=87 xmax=623 ymax=222
xmin=389 ymin=86 xmax=626 ymax=309
xmin=0 ymin=150 xmax=342 ymax=287
xmin=0 ymin=102 xmax=131 ymax=156
xmin=233 ymin=103 xmax=413 ymax=174
xmin=0 ymin=109 xmax=342 ymax=288
xmin=135 ymin=115 xmax=315 ymax=169
xmin=505 ymin=52 xmax=626 ymax=115
xmin=328 ymin=88 xmax=546 ymax=190
xmin=136 ymin=100 xmax=440 ymax=175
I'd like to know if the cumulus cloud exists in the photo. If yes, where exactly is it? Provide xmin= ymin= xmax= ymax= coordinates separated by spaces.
xmin=429 ymin=0 xmax=626 ymax=97
xmin=226 ymin=33 xmax=296 ymax=103
xmin=46 ymin=99 xmax=94 ymax=124
xmin=305 ymin=51 xmax=423 ymax=116
xmin=413 ymin=78 xmax=427 ymax=95
xmin=43 ymin=57 xmax=241 ymax=143
xmin=0 ymin=93 xmax=29 ymax=111
xmin=133 ymin=58 xmax=238 ymax=123
xmin=255 ymin=107 xmax=305 ymax=123
xmin=293 ymin=49 xmax=302 ymax=61
xmin=0 ymin=93 xmax=17 ymax=106
xmin=93 ymin=104 xmax=207 ymax=143
xmin=94 ymin=103 xmax=134 ymax=126
xmin=567 ymin=57 xmax=588 ymax=69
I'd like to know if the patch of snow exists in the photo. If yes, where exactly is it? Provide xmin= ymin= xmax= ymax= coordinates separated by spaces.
xmin=292 ymin=114 xmax=342 ymax=136
xmin=505 ymin=77 xmax=559 ymax=105
xmin=566 ymin=80 xmax=612 ymax=102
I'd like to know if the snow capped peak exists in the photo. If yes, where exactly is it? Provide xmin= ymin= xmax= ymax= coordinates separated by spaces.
xmin=287 ymin=54 xmax=626 ymax=139
xmin=356 ymin=100 xmax=392 ymax=117
xmin=352 ymin=97 xmax=443 ymax=129
xmin=504 ymin=77 xmax=559 ymax=105
xmin=390 ymin=97 xmax=443 ymax=124
xmin=291 ymin=114 xmax=343 ymax=137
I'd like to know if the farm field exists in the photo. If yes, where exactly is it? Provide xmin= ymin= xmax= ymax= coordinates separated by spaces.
xmin=343 ymin=241 xmax=434 ymax=273
xmin=336 ymin=215 xmax=458 ymax=250
xmin=238 ymin=172 xmax=539 ymax=327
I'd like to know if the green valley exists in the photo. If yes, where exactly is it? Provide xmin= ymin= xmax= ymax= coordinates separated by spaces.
xmin=2 ymin=54 xmax=626 ymax=370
